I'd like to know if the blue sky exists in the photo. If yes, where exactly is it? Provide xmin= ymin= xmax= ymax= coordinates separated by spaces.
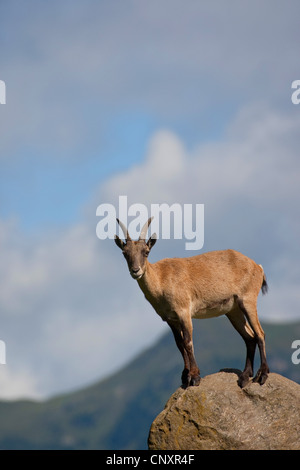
xmin=0 ymin=1 xmax=300 ymax=399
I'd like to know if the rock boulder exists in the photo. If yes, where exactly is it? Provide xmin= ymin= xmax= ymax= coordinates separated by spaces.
xmin=148 ymin=371 xmax=300 ymax=450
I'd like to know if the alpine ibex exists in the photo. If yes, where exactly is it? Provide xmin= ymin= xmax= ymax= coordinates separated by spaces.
xmin=115 ymin=217 xmax=269 ymax=388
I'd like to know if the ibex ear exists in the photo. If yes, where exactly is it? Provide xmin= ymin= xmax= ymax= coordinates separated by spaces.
xmin=114 ymin=235 xmax=125 ymax=250
xmin=147 ymin=233 xmax=157 ymax=250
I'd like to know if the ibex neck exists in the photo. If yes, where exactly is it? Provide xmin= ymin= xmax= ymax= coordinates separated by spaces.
xmin=137 ymin=261 xmax=159 ymax=300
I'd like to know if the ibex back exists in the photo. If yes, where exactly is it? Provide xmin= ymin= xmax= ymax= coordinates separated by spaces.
xmin=115 ymin=217 xmax=269 ymax=388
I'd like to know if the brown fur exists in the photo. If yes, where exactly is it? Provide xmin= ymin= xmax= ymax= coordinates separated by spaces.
xmin=115 ymin=218 xmax=269 ymax=388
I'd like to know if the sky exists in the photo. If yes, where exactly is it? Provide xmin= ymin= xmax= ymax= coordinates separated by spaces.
xmin=0 ymin=0 xmax=300 ymax=399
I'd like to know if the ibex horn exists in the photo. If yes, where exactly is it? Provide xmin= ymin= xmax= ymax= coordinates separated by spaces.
xmin=116 ymin=218 xmax=131 ymax=240
xmin=139 ymin=217 xmax=153 ymax=241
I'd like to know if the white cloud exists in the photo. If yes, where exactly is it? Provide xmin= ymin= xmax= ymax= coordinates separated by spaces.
xmin=101 ymin=130 xmax=186 ymax=204
xmin=102 ymin=106 xmax=300 ymax=219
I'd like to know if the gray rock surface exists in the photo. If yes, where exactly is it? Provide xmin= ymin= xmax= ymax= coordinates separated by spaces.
xmin=148 ymin=371 xmax=300 ymax=450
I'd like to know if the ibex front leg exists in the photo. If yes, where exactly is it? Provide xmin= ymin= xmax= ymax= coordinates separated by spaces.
xmin=168 ymin=317 xmax=200 ymax=388
xmin=181 ymin=317 xmax=201 ymax=387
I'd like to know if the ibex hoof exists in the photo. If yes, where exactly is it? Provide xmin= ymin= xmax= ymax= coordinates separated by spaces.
xmin=189 ymin=375 xmax=201 ymax=387
xmin=253 ymin=367 xmax=269 ymax=385
xmin=181 ymin=370 xmax=201 ymax=388
xmin=238 ymin=373 xmax=251 ymax=388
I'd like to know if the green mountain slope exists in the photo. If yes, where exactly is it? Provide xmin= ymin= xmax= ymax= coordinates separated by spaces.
xmin=0 ymin=317 xmax=299 ymax=449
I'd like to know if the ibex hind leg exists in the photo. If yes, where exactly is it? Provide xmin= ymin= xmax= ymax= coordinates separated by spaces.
xmin=237 ymin=298 xmax=269 ymax=386
xmin=226 ymin=308 xmax=257 ymax=388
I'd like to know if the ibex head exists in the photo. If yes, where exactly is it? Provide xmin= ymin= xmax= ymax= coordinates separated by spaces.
xmin=114 ymin=217 xmax=157 ymax=279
